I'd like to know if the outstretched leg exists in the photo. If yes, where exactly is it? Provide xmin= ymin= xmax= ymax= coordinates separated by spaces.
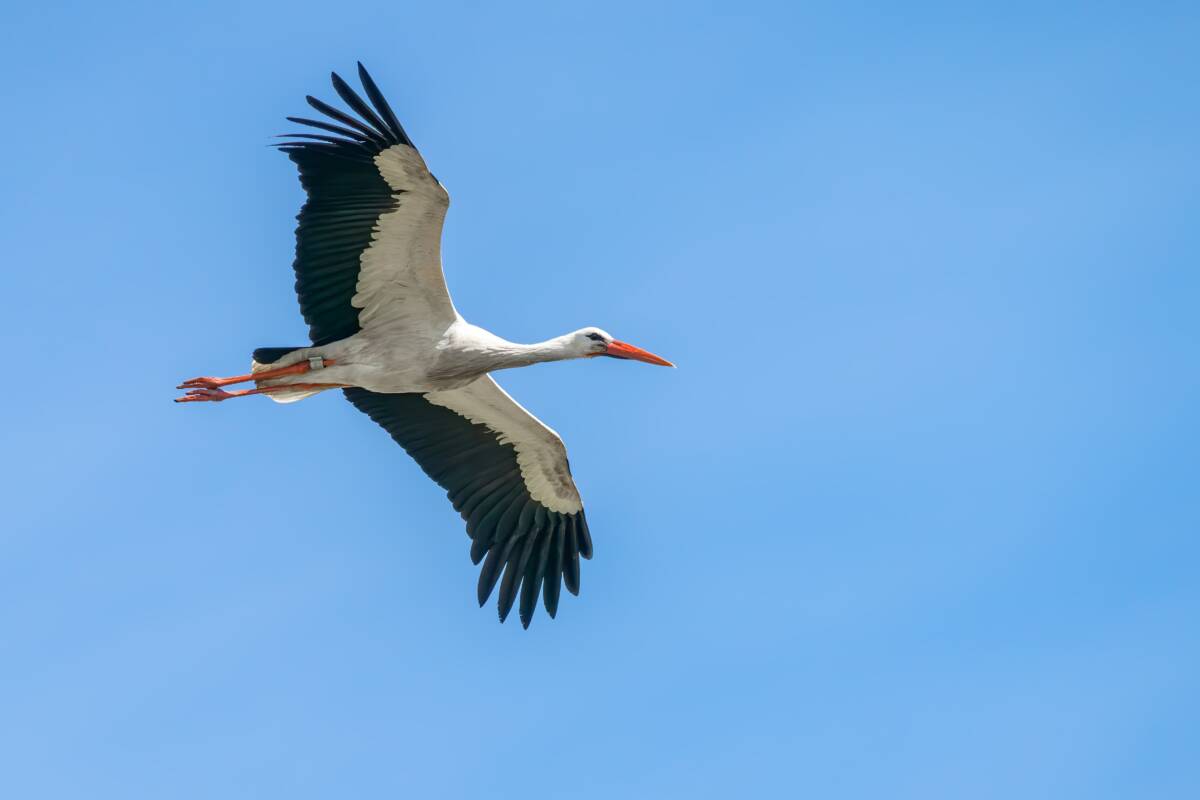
xmin=174 ymin=382 xmax=346 ymax=403
xmin=177 ymin=357 xmax=336 ymax=390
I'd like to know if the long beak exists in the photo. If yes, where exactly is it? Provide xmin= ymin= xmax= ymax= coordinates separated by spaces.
xmin=605 ymin=340 xmax=675 ymax=367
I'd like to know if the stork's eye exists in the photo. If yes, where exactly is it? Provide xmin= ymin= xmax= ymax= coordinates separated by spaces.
xmin=586 ymin=333 xmax=605 ymax=342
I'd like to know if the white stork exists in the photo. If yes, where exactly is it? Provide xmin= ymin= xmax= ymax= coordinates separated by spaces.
xmin=176 ymin=64 xmax=673 ymax=627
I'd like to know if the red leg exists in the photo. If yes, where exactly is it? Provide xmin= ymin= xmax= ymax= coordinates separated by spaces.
xmin=174 ymin=382 xmax=347 ymax=403
xmin=177 ymin=358 xmax=336 ymax=390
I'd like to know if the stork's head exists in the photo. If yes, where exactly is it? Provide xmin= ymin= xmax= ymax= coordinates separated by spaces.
xmin=570 ymin=327 xmax=674 ymax=366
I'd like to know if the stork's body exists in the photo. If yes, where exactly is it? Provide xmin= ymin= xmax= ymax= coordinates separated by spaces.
xmin=235 ymin=321 xmax=643 ymax=398
xmin=176 ymin=64 xmax=671 ymax=627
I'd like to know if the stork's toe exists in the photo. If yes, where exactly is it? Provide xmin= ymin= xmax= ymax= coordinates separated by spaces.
xmin=177 ymin=376 xmax=224 ymax=389
xmin=174 ymin=387 xmax=234 ymax=403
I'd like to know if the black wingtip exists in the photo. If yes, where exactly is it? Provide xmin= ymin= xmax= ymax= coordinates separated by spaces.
xmin=563 ymin=517 xmax=581 ymax=595
xmin=497 ymin=569 xmax=519 ymax=622
xmin=469 ymin=536 xmax=489 ymax=565
xmin=577 ymin=513 xmax=594 ymax=559
xmin=477 ymin=544 xmax=509 ymax=607
xmin=304 ymin=94 xmax=388 ymax=145
xmin=498 ymin=534 xmax=538 ymax=625
xmin=518 ymin=533 xmax=551 ymax=629
xmin=542 ymin=524 xmax=565 ymax=617
xmin=355 ymin=61 xmax=410 ymax=145
xmin=286 ymin=116 xmax=370 ymax=143
xmin=330 ymin=69 xmax=392 ymax=141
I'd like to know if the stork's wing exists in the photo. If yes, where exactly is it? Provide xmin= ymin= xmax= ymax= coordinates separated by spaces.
xmin=276 ymin=63 xmax=456 ymax=346
xmin=344 ymin=376 xmax=592 ymax=627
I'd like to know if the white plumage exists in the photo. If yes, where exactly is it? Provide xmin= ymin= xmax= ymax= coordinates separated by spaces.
xmin=176 ymin=64 xmax=671 ymax=626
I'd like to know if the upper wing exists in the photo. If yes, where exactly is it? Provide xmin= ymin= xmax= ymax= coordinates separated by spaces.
xmin=276 ymin=63 xmax=456 ymax=346
xmin=344 ymin=376 xmax=592 ymax=627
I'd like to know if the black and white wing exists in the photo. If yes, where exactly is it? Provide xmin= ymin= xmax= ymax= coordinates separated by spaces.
xmin=344 ymin=376 xmax=593 ymax=627
xmin=276 ymin=63 xmax=456 ymax=346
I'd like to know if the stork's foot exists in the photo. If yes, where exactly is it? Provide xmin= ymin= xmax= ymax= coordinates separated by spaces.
xmin=177 ymin=376 xmax=227 ymax=390
xmin=175 ymin=387 xmax=241 ymax=403
xmin=174 ymin=380 xmax=349 ymax=404
xmin=176 ymin=358 xmax=333 ymax=391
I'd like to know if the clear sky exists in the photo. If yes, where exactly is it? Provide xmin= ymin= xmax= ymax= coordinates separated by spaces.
xmin=2 ymin=1 xmax=1197 ymax=797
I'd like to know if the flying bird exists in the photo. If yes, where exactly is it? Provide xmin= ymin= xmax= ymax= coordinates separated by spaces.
xmin=176 ymin=64 xmax=673 ymax=627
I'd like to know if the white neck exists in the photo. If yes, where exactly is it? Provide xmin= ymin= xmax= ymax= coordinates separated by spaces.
xmin=486 ymin=334 xmax=578 ymax=371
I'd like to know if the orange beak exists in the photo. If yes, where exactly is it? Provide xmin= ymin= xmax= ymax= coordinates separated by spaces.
xmin=604 ymin=340 xmax=675 ymax=367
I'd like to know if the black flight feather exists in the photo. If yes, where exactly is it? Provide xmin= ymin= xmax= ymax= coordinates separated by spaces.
xmin=458 ymin=472 xmax=517 ymax=520
xmin=563 ymin=517 xmax=581 ymax=595
xmin=469 ymin=535 xmax=490 ymax=565
xmin=330 ymin=71 xmax=392 ymax=141
xmin=492 ymin=496 xmax=531 ymax=544
xmin=357 ymin=62 xmax=412 ymax=145
xmin=287 ymin=115 xmax=371 ymax=142
xmin=496 ymin=539 xmax=530 ymax=623
xmin=305 ymin=95 xmax=389 ymax=146
xmin=477 ymin=538 xmax=516 ymax=607
xmin=516 ymin=537 xmax=544 ymax=628
xmin=543 ymin=522 xmax=565 ymax=617
xmin=577 ymin=512 xmax=594 ymax=559
xmin=520 ymin=528 xmax=554 ymax=628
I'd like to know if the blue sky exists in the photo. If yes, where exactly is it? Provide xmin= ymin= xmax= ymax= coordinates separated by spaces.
xmin=2 ymin=1 xmax=1197 ymax=797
